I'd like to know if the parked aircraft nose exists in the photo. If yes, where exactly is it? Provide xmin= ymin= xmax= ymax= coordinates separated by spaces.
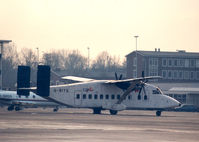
xmin=172 ymin=98 xmax=181 ymax=108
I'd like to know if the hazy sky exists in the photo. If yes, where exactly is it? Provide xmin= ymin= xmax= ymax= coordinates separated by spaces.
xmin=0 ymin=0 xmax=199 ymax=61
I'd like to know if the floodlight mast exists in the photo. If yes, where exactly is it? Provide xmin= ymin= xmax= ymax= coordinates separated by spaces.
xmin=134 ymin=36 xmax=138 ymax=78
xmin=0 ymin=40 xmax=12 ymax=90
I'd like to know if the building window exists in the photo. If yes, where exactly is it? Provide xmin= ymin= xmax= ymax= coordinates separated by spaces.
xmin=150 ymin=58 xmax=158 ymax=66
xmin=173 ymin=71 xmax=178 ymax=79
xmin=133 ymin=57 xmax=137 ymax=66
xmin=149 ymin=58 xmax=158 ymax=76
xmin=196 ymin=72 xmax=199 ymax=80
xmin=179 ymin=59 xmax=184 ymax=67
xmin=178 ymin=71 xmax=183 ymax=79
xmin=196 ymin=59 xmax=199 ymax=68
xmin=184 ymin=71 xmax=189 ymax=79
xmin=174 ymin=59 xmax=178 ymax=66
xmin=162 ymin=70 xmax=167 ymax=79
xmin=190 ymin=71 xmax=195 ymax=80
xmin=162 ymin=58 xmax=167 ymax=67
xmin=168 ymin=59 xmax=172 ymax=67
xmin=133 ymin=69 xmax=137 ymax=78
xmin=185 ymin=59 xmax=189 ymax=68
xmin=168 ymin=70 xmax=173 ymax=79
xmin=190 ymin=59 xmax=195 ymax=67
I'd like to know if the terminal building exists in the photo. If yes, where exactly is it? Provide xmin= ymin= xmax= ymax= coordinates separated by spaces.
xmin=126 ymin=49 xmax=199 ymax=109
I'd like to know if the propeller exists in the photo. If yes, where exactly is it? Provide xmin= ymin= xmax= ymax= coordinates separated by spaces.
xmin=142 ymin=71 xmax=149 ymax=83
xmin=137 ymin=81 xmax=147 ymax=100
xmin=115 ymin=72 xmax=123 ymax=80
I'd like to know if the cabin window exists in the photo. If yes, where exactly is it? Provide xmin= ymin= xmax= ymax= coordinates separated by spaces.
xmin=111 ymin=94 xmax=115 ymax=100
xmin=26 ymin=96 xmax=28 ymax=98
xmin=83 ymin=94 xmax=86 ymax=99
xmin=144 ymin=95 xmax=147 ymax=100
xmin=94 ymin=94 xmax=98 ymax=99
xmin=153 ymin=88 xmax=161 ymax=94
xmin=105 ymin=94 xmax=109 ymax=100
xmin=54 ymin=89 xmax=56 ymax=93
xmin=76 ymin=94 xmax=80 ymax=99
xmin=100 ymin=94 xmax=103 ymax=100
xmin=117 ymin=94 xmax=120 ymax=100
xmin=88 ymin=94 xmax=92 ymax=99
xmin=33 ymin=95 xmax=36 ymax=99
xmin=128 ymin=95 xmax=131 ymax=100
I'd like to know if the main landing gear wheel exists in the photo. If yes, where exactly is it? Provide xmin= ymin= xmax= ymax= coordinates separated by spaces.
xmin=156 ymin=110 xmax=162 ymax=116
xmin=93 ymin=108 xmax=101 ymax=114
xmin=109 ymin=110 xmax=118 ymax=115
xmin=53 ymin=107 xmax=59 ymax=112
xmin=15 ymin=106 xmax=21 ymax=111
xmin=7 ymin=105 xmax=14 ymax=111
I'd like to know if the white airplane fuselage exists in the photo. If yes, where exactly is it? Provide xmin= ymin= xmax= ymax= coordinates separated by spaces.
xmin=49 ymin=80 xmax=180 ymax=111
xmin=0 ymin=90 xmax=60 ymax=111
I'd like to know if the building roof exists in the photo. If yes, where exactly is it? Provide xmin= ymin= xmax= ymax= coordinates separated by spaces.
xmin=0 ymin=40 xmax=12 ymax=43
xmin=126 ymin=50 xmax=199 ymax=58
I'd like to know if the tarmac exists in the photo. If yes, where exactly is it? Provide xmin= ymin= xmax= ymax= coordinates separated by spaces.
xmin=0 ymin=108 xmax=199 ymax=142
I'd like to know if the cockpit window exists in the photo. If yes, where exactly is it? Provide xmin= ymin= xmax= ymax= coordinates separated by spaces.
xmin=152 ymin=88 xmax=162 ymax=94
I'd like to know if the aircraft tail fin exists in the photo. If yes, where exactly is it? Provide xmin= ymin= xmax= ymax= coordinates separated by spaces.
xmin=37 ymin=65 xmax=50 ymax=98
xmin=17 ymin=66 xmax=31 ymax=96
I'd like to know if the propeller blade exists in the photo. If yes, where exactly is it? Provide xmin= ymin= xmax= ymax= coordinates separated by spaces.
xmin=142 ymin=85 xmax=147 ymax=100
xmin=138 ymin=85 xmax=142 ymax=97
xmin=143 ymin=85 xmax=147 ymax=96
xmin=119 ymin=74 xmax=123 ymax=80
xmin=115 ymin=72 xmax=118 ymax=80
xmin=142 ymin=71 xmax=145 ymax=78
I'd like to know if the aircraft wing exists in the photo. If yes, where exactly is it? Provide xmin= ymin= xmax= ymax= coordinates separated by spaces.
xmin=105 ymin=76 xmax=161 ymax=90
xmin=104 ymin=76 xmax=162 ymax=106
xmin=61 ymin=76 xmax=95 ymax=82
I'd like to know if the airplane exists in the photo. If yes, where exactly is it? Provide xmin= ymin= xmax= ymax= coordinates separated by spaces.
xmin=17 ymin=65 xmax=181 ymax=116
xmin=0 ymin=90 xmax=60 ymax=112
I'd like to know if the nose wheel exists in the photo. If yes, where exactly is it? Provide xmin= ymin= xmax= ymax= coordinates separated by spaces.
xmin=156 ymin=110 xmax=162 ymax=116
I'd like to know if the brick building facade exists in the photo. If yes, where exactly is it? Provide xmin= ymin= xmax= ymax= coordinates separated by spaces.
xmin=126 ymin=49 xmax=199 ymax=82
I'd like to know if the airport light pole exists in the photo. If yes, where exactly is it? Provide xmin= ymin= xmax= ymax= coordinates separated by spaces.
xmin=134 ymin=36 xmax=139 ymax=78
xmin=87 ymin=47 xmax=90 ymax=69
xmin=0 ymin=40 xmax=12 ymax=90
xmin=36 ymin=47 xmax=39 ymax=65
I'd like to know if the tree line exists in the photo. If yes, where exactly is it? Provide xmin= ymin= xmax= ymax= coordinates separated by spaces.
xmin=2 ymin=44 xmax=126 ymax=90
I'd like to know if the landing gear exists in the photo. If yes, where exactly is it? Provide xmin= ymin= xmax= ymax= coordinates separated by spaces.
xmin=15 ymin=106 xmax=21 ymax=111
xmin=7 ymin=105 xmax=14 ymax=111
xmin=53 ymin=107 xmax=59 ymax=112
xmin=109 ymin=110 xmax=118 ymax=115
xmin=156 ymin=110 xmax=162 ymax=116
xmin=93 ymin=108 xmax=101 ymax=114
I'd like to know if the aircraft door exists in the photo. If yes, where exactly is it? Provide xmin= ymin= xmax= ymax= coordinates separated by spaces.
xmin=74 ymin=90 xmax=82 ymax=106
